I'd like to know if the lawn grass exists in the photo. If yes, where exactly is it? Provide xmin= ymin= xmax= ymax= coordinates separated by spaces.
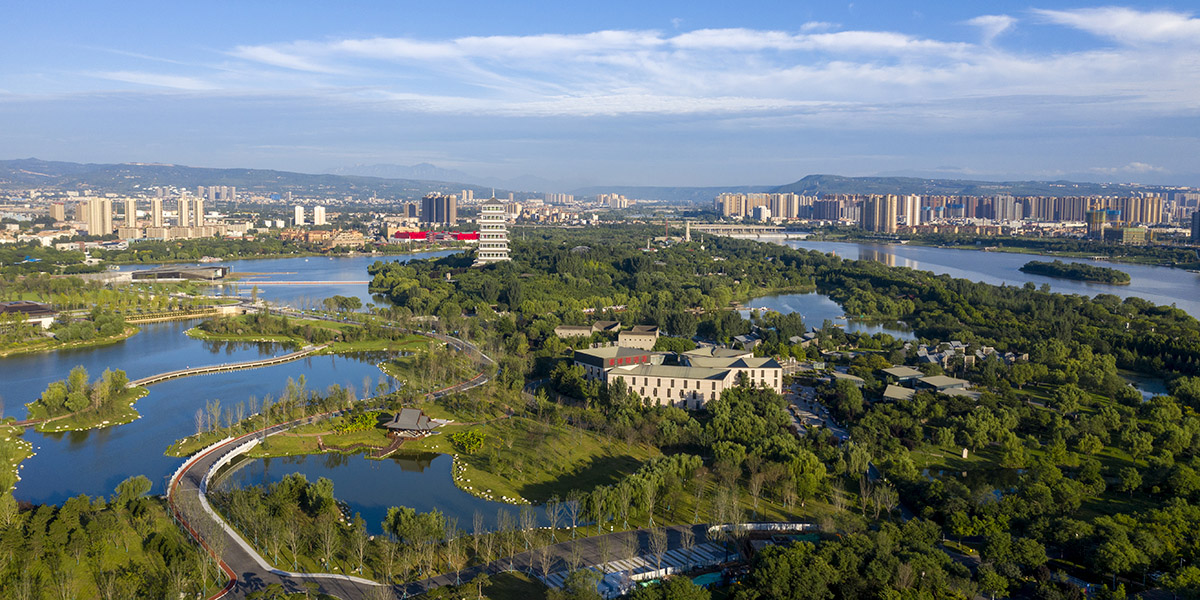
xmin=483 ymin=572 xmax=549 ymax=600
xmin=0 ymin=425 xmax=34 ymax=494
xmin=405 ymin=416 xmax=661 ymax=504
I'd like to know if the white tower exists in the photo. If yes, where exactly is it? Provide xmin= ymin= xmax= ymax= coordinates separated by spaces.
xmin=474 ymin=198 xmax=511 ymax=266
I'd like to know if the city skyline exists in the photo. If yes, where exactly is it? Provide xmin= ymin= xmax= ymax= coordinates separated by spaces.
xmin=2 ymin=1 xmax=1199 ymax=187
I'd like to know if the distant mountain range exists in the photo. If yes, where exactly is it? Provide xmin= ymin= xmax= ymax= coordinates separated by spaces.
xmin=0 ymin=158 xmax=1188 ymax=202
xmin=328 ymin=163 xmax=577 ymax=194
xmin=0 ymin=158 xmax=506 ymax=200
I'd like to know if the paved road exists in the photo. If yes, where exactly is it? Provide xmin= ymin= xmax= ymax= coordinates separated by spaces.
xmin=168 ymin=311 xmax=499 ymax=599
xmin=172 ymin=426 xmax=719 ymax=600
xmin=170 ymin=419 xmax=386 ymax=600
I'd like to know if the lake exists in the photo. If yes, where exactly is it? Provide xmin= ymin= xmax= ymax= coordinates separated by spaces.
xmin=215 ymin=452 xmax=541 ymax=534
xmin=3 ymin=250 xmax=496 ymax=510
xmin=118 ymin=249 xmax=458 ymax=308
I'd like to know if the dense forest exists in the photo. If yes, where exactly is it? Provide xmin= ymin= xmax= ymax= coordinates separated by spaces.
xmin=1019 ymin=260 xmax=1131 ymax=285
xmin=369 ymin=226 xmax=1200 ymax=383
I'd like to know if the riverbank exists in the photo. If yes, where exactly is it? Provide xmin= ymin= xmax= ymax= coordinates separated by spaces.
xmin=0 ymin=324 xmax=140 ymax=358
xmin=107 ymin=244 xmax=468 ymax=267
xmin=0 ymin=425 xmax=34 ymax=495
xmin=32 ymin=386 xmax=150 ymax=432
xmin=804 ymin=231 xmax=1196 ymax=269
xmin=184 ymin=321 xmax=427 ymax=355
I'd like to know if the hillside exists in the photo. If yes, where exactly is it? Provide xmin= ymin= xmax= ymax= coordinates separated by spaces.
xmin=0 ymin=158 xmax=506 ymax=200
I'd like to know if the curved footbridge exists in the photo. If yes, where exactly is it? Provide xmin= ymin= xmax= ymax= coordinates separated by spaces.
xmin=128 ymin=344 xmax=328 ymax=388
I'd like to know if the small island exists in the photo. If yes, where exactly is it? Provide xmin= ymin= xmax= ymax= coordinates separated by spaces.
xmin=1019 ymin=259 xmax=1131 ymax=284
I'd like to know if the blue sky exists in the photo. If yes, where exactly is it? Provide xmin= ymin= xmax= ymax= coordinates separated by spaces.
xmin=2 ymin=1 xmax=1199 ymax=188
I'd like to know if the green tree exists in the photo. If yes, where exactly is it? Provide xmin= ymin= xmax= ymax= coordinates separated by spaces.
xmin=631 ymin=577 xmax=711 ymax=600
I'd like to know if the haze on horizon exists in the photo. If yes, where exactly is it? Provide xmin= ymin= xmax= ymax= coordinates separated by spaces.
xmin=2 ymin=0 xmax=1199 ymax=189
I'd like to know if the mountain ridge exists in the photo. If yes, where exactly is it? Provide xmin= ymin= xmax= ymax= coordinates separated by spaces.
xmin=0 ymin=158 xmax=1188 ymax=202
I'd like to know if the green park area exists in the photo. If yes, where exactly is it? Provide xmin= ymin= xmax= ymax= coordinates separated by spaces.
xmin=1 ymin=475 xmax=225 ymax=599
xmin=24 ymin=366 xmax=151 ymax=432
xmin=186 ymin=311 xmax=428 ymax=355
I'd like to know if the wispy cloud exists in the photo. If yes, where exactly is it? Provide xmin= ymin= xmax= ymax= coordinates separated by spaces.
xmin=34 ymin=6 xmax=1200 ymax=125
xmin=965 ymin=15 xmax=1017 ymax=44
xmin=1033 ymin=7 xmax=1200 ymax=45
xmin=91 ymin=71 xmax=217 ymax=91
xmin=1090 ymin=162 xmax=1167 ymax=175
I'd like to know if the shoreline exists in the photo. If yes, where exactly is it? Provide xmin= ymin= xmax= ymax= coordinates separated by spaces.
xmin=799 ymin=234 xmax=1190 ymax=270
xmin=0 ymin=324 xmax=140 ymax=358
xmin=105 ymin=244 xmax=467 ymax=267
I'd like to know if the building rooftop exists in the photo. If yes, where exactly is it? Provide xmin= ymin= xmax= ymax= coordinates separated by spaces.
xmin=880 ymin=366 xmax=924 ymax=379
xmin=918 ymin=375 xmax=971 ymax=389
xmin=687 ymin=356 xmax=782 ymax=370
xmin=883 ymin=385 xmax=916 ymax=401
xmin=609 ymin=364 xmax=732 ymax=381
xmin=384 ymin=408 xmax=435 ymax=431
xmin=628 ymin=325 xmax=659 ymax=335
xmin=574 ymin=346 xmax=656 ymax=360
xmin=0 ymin=301 xmax=56 ymax=316
xmin=683 ymin=346 xmax=754 ymax=359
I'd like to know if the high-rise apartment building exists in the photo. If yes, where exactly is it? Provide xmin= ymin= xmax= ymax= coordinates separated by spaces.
xmin=313 ymin=206 xmax=327 ymax=226
xmin=862 ymin=195 xmax=898 ymax=233
xmin=294 ymin=205 xmax=305 ymax=226
xmin=151 ymin=198 xmax=163 ymax=228
xmin=124 ymin=199 xmax=137 ymax=227
xmin=993 ymin=195 xmax=1023 ymax=222
xmin=420 ymin=193 xmax=457 ymax=226
xmin=50 ymin=202 xmax=66 ymax=221
xmin=192 ymin=198 xmax=204 ymax=227
xmin=1192 ymin=211 xmax=1200 ymax=242
xmin=475 ymin=199 xmax=510 ymax=265
xmin=178 ymin=197 xmax=190 ymax=227
xmin=900 ymin=195 xmax=922 ymax=226
xmin=86 ymin=197 xmax=113 ymax=236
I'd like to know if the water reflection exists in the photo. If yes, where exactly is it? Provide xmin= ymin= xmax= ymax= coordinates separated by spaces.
xmin=217 ymin=451 xmax=527 ymax=534
xmin=744 ymin=291 xmax=914 ymax=340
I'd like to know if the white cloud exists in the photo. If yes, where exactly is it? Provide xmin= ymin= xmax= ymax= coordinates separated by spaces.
xmin=91 ymin=71 xmax=217 ymax=90
xmin=965 ymin=15 xmax=1017 ymax=44
xmin=45 ymin=7 xmax=1200 ymax=123
xmin=1033 ymin=7 xmax=1200 ymax=45
xmin=1090 ymin=162 xmax=1167 ymax=175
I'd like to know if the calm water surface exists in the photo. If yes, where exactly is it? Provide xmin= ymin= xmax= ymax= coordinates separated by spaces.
xmin=5 ymin=250 xmax=500 ymax=509
xmin=216 ymin=452 xmax=538 ymax=534
xmin=16 ymin=353 xmax=389 ymax=504
xmin=119 ymin=250 xmax=457 ymax=308
xmin=784 ymin=240 xmax=1200 ymax=318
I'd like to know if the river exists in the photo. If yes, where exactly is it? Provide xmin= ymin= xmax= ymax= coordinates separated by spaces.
xmin=743 ymin=240 xmax=1200 ymax=336
xmin=784 ymin=240 xmax=1200 ymax=318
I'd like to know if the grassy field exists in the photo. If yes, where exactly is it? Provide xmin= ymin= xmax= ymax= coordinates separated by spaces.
xmin=405 ymin=416 xmax=662 ymax=504
xmin=0 ymin=425 xmax=34 ymax=494
xmin=33 ymin=386 xmax=149 ymax=433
